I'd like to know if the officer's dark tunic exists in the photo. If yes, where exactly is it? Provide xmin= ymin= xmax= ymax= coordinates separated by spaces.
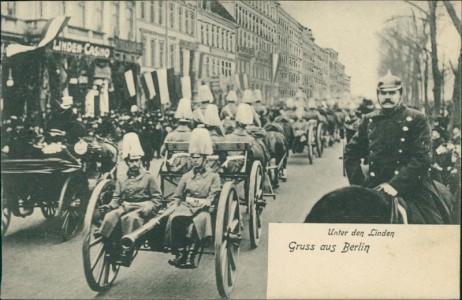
xmin=344 ymin=105 xmax=449 ymax=224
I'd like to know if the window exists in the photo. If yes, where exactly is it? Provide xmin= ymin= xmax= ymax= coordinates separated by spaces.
xmin=185 ymin=10 xmax=189 ymax=34
xmin=141 ymin=1 xmax=145 ymax=19
xmin=200 ymin=25 xmax=204 ymax=44
xmin=206 ymin=24 xmax=209 ymax=45
xmin=151 ymin=39 xmax=156 ymax=67
xmin=38 ymin=2 xmax=44 ymax=17
xmin=95 ymin=1 xmax=103 ymax=31
xmin=190 ymin=10 xmax=195 ymax=35
xmin=3 ymin=2 xmax=16 ymax=15
xmin=142 ymin=36 xmax=147 ymax=65
xmin=112 ymin=2 xmax=120 ymax=35
xmin=127 ymin=2 xmax=135 ymax=40
xmin=212 ymin=25 xmax=215 ymax=47
xmin=150 ymin=1 xmax=155 ymax=23
xmin=158 ymin=1 xmax=163 ymax=25
xmin=205 ymin=56 xmax=210 ymax=77
xmin=179 ymin=7 xmax=183 ymax=32
xmin=170 ymin=44 xmax=175 ymax=69
xmin=159 ymin=40 xmax=165 ymax=68
xmin=76 ymin=1 xmax=85 ymax=27
xmin=169 ymin=3 xmax=175 ymax=29
xmin=221 ymin=29 xmax=224 ymax=50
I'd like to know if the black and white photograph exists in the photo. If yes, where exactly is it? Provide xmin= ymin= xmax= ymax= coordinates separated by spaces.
xmin=1 ymin=1 xmax=460 ymax=299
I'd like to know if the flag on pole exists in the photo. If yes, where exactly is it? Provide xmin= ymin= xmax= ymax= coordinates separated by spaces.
xmin=271 ymin=53 xmax=280 ymax=84
xmin=181 ymin=76 xmax=192 ymax=100
xmin=6 ymin=16 xmax=70 ymax=57
xmin=142 ymin=72 xmax=156 ymax=99
xmin=124 ymin=70 xmax=136 ymax=97
xmin=156 ymin=69 xmax=170 ymax=104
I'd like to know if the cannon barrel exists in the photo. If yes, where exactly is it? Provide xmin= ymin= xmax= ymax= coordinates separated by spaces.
xmin=120 ymin=205 xmax=176 ymax=251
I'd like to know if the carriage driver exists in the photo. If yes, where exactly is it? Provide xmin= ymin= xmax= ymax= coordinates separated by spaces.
xmin=98 ymin=132 xmax=163 ymax=258
xmin=344 ymin=70 xmax=450 ymax=224
xmin=164 ymin=128 xmax=221 ymax=269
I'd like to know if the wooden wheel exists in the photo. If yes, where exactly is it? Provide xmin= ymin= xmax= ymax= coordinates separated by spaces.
xmin=248 ymin=161 xmax=263 ymax=248
xmin=215 ymin=181 xmax=241 ymax=298
xmin=316 ymin=123 xmax=324 ymax=157
xmin=57 ymin=175 xmax=89 ymax=241
xmin=82 ymin=179 xmax=119 ymax=292
xmin=2 ymin=186 xmax=11 ymax=237
xmin=40 ymin=200 xmax=59 ymax=219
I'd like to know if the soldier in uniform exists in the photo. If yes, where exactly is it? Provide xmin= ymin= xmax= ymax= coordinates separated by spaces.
xmin=241 ymin=89 xmax=262 ymax=127
xmin=165 ymin=128 xmax=221 ymax=268
xmin=220 ymin=90 xmax=238 ymax=135
xmin=45 ymin=96 xmax=85 ymax=145
xmin=192 ymin=85 xmax=213 ymax=127
xmin=344 ymin=71 xmax=451 ymax=224
xmin=161 ymin=97 xmax=194 ymax=173
xmin=98 ymin=132 xmax=163 ymax=265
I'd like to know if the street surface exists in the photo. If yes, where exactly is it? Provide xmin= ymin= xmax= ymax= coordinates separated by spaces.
xmin=1 ymin=143 xmax=348 ymax=299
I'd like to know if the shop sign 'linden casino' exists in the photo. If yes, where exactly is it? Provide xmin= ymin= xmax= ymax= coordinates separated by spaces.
xmin=51 ymin=38 xmax=112 ymax=59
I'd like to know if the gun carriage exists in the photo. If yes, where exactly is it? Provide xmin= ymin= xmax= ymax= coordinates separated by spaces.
xmin=81 ymin=141 xmax=274 ymax=298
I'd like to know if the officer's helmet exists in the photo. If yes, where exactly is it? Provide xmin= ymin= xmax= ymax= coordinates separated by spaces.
xmin=377 ymin=70 xmax=402 ymax=93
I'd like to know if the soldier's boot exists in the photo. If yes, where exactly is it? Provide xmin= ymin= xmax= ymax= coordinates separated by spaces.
xmin=181 ymin=244 xmax=197 ymax=269
xmin=168 ymin=248 xmax=187 ymax=267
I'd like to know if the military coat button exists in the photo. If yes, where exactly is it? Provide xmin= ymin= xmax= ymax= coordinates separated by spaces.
xmin=394 ymin=170 xmax=399 ymax=175
xmin=402 ymin=126 xmax=409 ymax=132
xmin=370 ymin=172 xmax=376 ymax=177
xmin=406 ymin=116 xmax=412 ymax=122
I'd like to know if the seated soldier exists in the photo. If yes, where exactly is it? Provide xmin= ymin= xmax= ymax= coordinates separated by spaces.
xmin=165 ymin=128 xmax=221 ymax=269
xmin=161 ymin=97 xmax=194 ymax=173
xmin=204 ymin=104 xmax=226 ymax=172
xmin=291 ymin=108 xmax=308 ymax=153
xmin=220 ymin=90 xmax=238 ymax=134
xmin=224 ymin=103 xmax=258 ymax=173
xmin=98 ymin=133 xmax=162 ymax=265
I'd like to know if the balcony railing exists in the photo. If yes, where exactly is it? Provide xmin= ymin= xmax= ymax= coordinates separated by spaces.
xmin=237 ymin=46 xmax=254 ymax=56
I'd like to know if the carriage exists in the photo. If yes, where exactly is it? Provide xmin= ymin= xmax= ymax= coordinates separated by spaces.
xmin=1 ymin=136 xmax=118 ymax=240
xmin=290 ymin=118 xmax=323 ymax=164
xmin=81 ymin=141 xmax=274 ymax=298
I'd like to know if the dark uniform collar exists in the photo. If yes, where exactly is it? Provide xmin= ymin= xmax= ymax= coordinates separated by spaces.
xmin=127 ymin=168 xmax=146 ymax=179
xmin=192 ymin=165 xmax=208 ymax=178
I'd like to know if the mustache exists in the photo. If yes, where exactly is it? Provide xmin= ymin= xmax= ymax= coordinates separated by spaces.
xmin=382 ymin=99 xmax=395 ymax=105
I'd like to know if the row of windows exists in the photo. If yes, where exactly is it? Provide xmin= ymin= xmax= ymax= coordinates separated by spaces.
xmin=246 ymin=1 xmax=277 ymax=19
xmin=1 ymin=1 xmax=136 ymax=41
xmin=203 ymin=56 xmax=234 ymax=78
xmin=238 ymin=31 xmax=275 ymax=53
xmin=140 ymin=1 xmax=195 ymax=36
xmin=236 ymin=5 xmax=276 ymax=43
xmin=199 ymin=22 xmax=235 ymax=52
xmin=280 ymin=71 xmax=301 ymax=84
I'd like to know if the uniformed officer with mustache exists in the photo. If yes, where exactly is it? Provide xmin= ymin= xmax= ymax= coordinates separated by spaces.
xmin=344 ymin=70 xmax=452 ymax=224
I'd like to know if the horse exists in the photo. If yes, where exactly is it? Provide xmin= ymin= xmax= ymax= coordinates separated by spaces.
xmin=304 ymin=184 xmax=457 ymax=224
xmin=263 ymin=123 xmax=289 ymax=188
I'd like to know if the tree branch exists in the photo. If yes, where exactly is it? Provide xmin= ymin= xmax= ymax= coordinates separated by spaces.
xmin=443 ymin=0 xmax=462 ymax=37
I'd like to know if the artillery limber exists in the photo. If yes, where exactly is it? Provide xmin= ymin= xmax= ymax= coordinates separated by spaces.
xmin=81 ymin=141 xmax=273 ymax=298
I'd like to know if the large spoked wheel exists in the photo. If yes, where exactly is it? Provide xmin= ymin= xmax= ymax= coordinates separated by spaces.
xmin=82 ymin=179 xmax=119 ymax=292
xmin=2 ymin=186 xmax=11 ymax=237
xmin=57 ymin=175 xmax=89 ymax=241
xmin=215 ymin=181 xmax=241 ymax=299
xmin=316 ymin=123 xmax=324 ymax=157
xmin=40 ymin=199 xmax=59 ymax=219
xmin=248 ymin=161 xmax=263 ymax=248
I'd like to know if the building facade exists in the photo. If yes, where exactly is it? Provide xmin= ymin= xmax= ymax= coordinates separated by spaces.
xmin=1 ymin=1 xmax=143 ymax=117
xmin=1 ymin=0 xmax=351 ymax=117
